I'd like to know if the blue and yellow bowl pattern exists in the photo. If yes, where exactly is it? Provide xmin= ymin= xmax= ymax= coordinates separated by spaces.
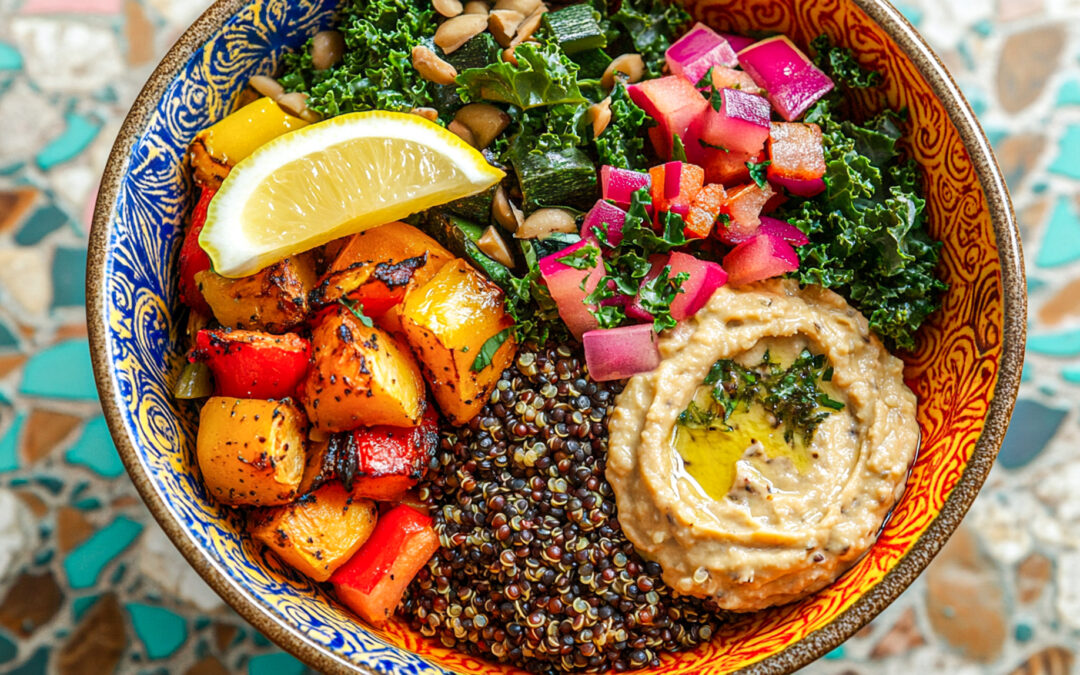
xmin=88 ymin=0 xmax=1025 ymax=673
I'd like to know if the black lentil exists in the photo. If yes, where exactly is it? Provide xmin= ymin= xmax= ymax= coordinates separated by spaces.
xmin=404 ymin=345 xmax=729 ymax=673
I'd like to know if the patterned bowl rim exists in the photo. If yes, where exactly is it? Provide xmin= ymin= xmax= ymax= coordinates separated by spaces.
xmin=86 ymin=0 xmax=1027 ymax=673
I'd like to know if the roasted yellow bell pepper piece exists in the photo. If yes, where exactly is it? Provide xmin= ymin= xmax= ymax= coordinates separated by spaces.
xmin=189 ymin=97 xmax=308 ymax=186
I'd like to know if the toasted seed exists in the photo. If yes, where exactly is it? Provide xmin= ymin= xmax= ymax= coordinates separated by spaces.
xmin=502 ymin=47 xmax=518 ymax=66
xmin=494 ymin=0 xmax=541 ymax=15
xmin=410 ymin=107 xmax=440 ymax=122
xmin=433 ymin=0 xmax=464 ymax=17
xmin=492 ymin=186 xmax=519 ymax=231
xmin=602 ymin=53 xmax=645 ymax=90
xmin=510 ymin=7 xmax=547 ymax=47
xmin=249 ymin=75 xmax=285 ymax=100
xmin=454 ymin=103 xmax=510 ymax=149
xmin=448 ymin=119 xmax=479 ymax=147
xmin=464 ymin=0 xmax=489 ymax=13
xmin=517 ymin=208 xmax=577 ymax=239
xmin=478 ymin=226 xmax=515 ymax=267
xmin=276 ymin=92 xmax=310 ymax=118
xmin=311 ymin=30 xmax=346 ymax=70
xmin=412 ymin=45 xmax=459 ymax=85
xmin=489 ymin=9 xmax=525 ymax=47
xmin=589 ymin=97 xmax=612 ymax=138
xmin=434 ymin=14 xmax=489 ymax=54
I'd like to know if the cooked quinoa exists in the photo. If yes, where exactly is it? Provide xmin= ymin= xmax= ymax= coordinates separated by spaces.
xmin=404 ymin=345 xmax=729 ymax=673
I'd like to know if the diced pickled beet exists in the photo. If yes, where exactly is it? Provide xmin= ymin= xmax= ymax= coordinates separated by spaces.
xmin=628 ymin=77 xmax=709 ymax=160
xmin=331 ymin=505 xmax=440 ymax=627
xmin=738 ymin=36 xmax=834 ymax=121
xmin=666 ymin=251 xmax=728 ymax=320
xmin=757 ymin=216 xmax=809 ymax=246
xmin=649 ymin=162 xmax=705 ymax=214
xmin=685 ymin=183 xmax=727 ymax=239
xmin=722 ymin=32 xmax=757 ymax=52
xmin=702 ymin=147 xmax=761 ymax=186
xmin=665 ymin=23 xmax=739 ymax=87
xmin=582 ymin=324 xmax=660 ymax=381
xmin=769 ymin=175 xmax=826 ymax=197
xmin=762 ymin=189 xmax=788 ymax=214
xmin=600 ymin=166 xmax=651 ymax=208
xmin=191 ymin=329 xmax=310 ymax=399
xmin=707 ymin=65 xmax=764 ymax=95
xmin=768 ymin=122 xmax=826 ymax=181
xmin=580 ymin=199 xmax=628 ymax=246
xmin=723 ymin=233 xmax=800 ymax=285
xmin=538 ymin=238 xmax=606 ymax=340
xmin=715 ymin=182 xmax=775 ymax=244
xmin=178 ymin=186 xmax=216 ymax=316
xmin=341 ymin=407 xmax=439 ymax=501
xmin=692 ymin=88 xmax=771 ymax=155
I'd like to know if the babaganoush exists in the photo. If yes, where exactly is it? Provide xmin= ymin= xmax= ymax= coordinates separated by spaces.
xmin=606 ymin=279 xmax=920 ymax=612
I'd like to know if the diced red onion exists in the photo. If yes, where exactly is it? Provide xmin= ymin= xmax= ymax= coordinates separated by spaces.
xmin=692 ymin=88 xmax=771 ymax=155
xmin=737 ymin=36 xmax=835 ymax=121
xmin=757 ymin=216 xmax=809 ymax=246
xmin=666 ymin=251 xmax=728 ymax=320
xmin=628 ymin=76 xmax=709 ymax=159
xmin=723 ymin=233 xmax=800 ymax=285
xmin=538 ymin=237 xmax=606 ymax=339
xmin=583 ymin=324 xmax=660 ymax=381
xmin=665 ymin=23 xmax=739 ymax=87
xmin=600 ymin=166 xmax=651 ymax=208
xmin=580 ymin=199 xmax=628 ymax=246
xmin=721 ymin=32 xmax=756 ymax=53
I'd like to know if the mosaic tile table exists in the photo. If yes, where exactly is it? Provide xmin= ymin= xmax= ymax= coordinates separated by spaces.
xmin=0 ymin=0 xmax=1074 ymax=672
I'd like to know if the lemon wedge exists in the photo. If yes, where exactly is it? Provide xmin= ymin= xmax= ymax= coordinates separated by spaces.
xmin=199 ymin=110 xmax=505 ymax=278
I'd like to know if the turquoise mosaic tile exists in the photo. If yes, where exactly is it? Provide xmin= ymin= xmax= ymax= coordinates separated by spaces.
xmin=17 ymin=204 xmax=68 ymax=247
xmin=997 ymin=400 xmax=1067 ymax=469
xmin=0 ymin=631 xmax=16 ymax=664
xmin=1035 ymin=196 xmax=1080 ymax=268
xmin=248 ymin=652 xmax=310 ymax=675
xmin=20 ymin=340 xmax=97 ymax=400
xmin=127 ymin=603 xmax=188 ymax=659
xmin=8 ymin=648 xmax=47 ymax=675
xmin=51 ymin=246 xmax=89 ymax=308
xmin=63 ymin=515 xmax=143 ymax=589
xmin=0 ymin=412 xmax=24 ymax=472
xmin=1049 ymin=124 xmax=1080 ymax=180
xmin=1027 ymin=329 xmax=1080 ymax=356
xmin=1057 ymin=78 xmax=1080 ymax=105
xmin=0 ymin=43 xmax=20 ymax=70
xmin=36 ymin=112 xmax=101 ymax=171
xmin=65 ymin=416 xmax=124 ymax=478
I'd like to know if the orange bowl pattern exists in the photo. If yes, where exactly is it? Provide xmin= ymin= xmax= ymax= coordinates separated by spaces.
xmin=88 ymin=0 xmax=1023 ymax=673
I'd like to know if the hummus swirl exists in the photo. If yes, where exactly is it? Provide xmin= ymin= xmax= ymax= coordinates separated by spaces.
xmin=606 ymin=280 xmax=919 ymax=612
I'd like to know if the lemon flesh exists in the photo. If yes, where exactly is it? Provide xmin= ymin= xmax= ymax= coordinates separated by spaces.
xmin=200 ymin=111 xmax=506 ymax=278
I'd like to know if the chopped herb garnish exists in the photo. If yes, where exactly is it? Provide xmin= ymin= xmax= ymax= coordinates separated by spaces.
xmin=671 ymin=133 xmax=689 ymax=162
xmin=338 ymin=298 xmax=374 ymax=328
xmin=471 ymin=328 xmax=513 ymax=372
xmin=699 ymin=138 xmax=730 ymax=153
xmin=746 ymin=159 xmax=771 ymax=189
xmin=557 ymin=244 xmax=601 ymax=270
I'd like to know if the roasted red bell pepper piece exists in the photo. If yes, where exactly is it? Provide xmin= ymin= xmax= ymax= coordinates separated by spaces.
xmin=178 ymin=186 xmax=216 ymax=316
xmin=339 ymin=406 xmax=438 ymax=501
xmin=331 ymin=504 xmax=440 ymax=627
xmin=191 ymin=329 xmax=311 ymax=399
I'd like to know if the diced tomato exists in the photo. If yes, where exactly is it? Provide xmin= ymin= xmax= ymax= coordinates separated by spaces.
xmin=331 ymin=504 xmax=441 ymax=627
xmin=340 ymin=407 xmax=438 ymax=501
xmin=715 ymin=182 xmax=776 ymax=245
xmin=685 ymin=183 xmax=726 ymax=239
xmin=191 ymin=329 xmax=311 ymax=399
xmin=628 ymin=76 xmax=709 ymax=160
xmin=178 ymin=186 xmax=216 ymax=315
xmin=767 ymin=122 xmax=826 ymax=182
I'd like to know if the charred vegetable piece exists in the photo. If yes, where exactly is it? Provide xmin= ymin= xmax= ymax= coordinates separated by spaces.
xmin=311 ymin=222 xmax=455 ymax=313
xmin=178 ymin=185 xmax=216 ymax=316
xmin=331 ymin=504 xmax=440 ymax=627
xmin=196 ymin=255 xmax=317 ymax=333
xmin=297 ymin=434 xmax=340 ymax=495
xmin=336 ymin=407 xmax=439 ymax=501
xmin=196 ymin=397 xmax=307 ymax=507
xmin=174 ymin=362 xmax=213 ymax=400
xmin=401 ymin=259 xmax=517 ymax=425
xmin=191 ymin=329 xmax=311 ymax=400
xmin=303 ymin=307 xmax=426 ymax=432
xmin=249 ymin=482 xmax=378 ymax=582
xmin=189 ymin=97 xmax=308 ymax=187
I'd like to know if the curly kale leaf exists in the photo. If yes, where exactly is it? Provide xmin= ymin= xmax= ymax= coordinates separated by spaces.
xmin=456 ymin=40 xmax=586 ymax=110
xmin=603 ymin=0 xmax=690 ymax=78
xmin=594 ymin=81 xmax=650 ymax=169
xmin=278 ymin=0 xmax=439 ymax=115
xmin=779 ymin=102 xmax=947 ymax=350
xmin=810 ymin=34 xmax=882 ymax=89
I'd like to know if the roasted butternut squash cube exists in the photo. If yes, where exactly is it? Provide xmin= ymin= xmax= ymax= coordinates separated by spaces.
xmin=249 ymin=482 xmax=378 ymax=582
xmin=401 ymin=259 xmax=516 ymax=425
xmin=302 ymin=307 xmax=426 ymax=432
xmin=297 ymin=433 xmax=339 ymax=496
xmin=196 ymin=254 xmax=317 ymax=333
xmin=196 ymin=397 xmax=307 ymax=507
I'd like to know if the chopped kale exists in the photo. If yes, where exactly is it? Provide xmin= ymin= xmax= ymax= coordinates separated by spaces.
xmin=594 ymin=81 xmax=651 ymax=169
xmin=601 ymin=0 xmax=690 ymax=78
xmin=810 ymin=34 xmax=883 ymax=89
xmin=456 ymin=39 xmax=586 ymax=110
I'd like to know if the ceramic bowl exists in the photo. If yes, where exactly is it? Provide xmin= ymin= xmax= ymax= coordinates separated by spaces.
xmin=87 ymin=0 xmax=1026 ymax=672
